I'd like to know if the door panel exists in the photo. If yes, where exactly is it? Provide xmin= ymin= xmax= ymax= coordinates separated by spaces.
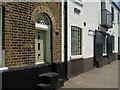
xmin=118 ymin=37 xmax=120 ymax=53
xmin=94 ymin=31 xmax=103 ymax=62
xmin=36 ymin=30 xmax=46 ymax=64
xmin=107 ymin=35 xmax=113 ymax=59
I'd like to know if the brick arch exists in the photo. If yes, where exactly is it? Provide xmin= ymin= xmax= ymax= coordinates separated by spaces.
xmin=31 ymin=5 xmax=56 ymax=30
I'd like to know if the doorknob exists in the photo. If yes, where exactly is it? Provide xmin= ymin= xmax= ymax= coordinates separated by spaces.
xmin=38 ymin=54 xmax=40 ymax=59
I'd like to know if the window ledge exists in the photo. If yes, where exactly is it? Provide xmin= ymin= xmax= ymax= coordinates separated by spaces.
xmin=36 ymin=62 xmax=44 ymax=65
xmin=70 ymin=55 xmax=83 ymax=60
xmin=103 ymin=53 xmax=107 ymax=56
xmin=0 ymin=67 xmax=8 ymax=71
xmin=113 ymin=51 xmax=115 ymax=53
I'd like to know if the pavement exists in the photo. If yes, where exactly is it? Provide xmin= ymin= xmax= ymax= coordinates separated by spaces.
xmin=58 ymin=60 xmax=119 ymax=89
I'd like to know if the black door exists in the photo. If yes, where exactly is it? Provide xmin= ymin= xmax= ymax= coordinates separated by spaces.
xmin=94 ymin=31 xmax=103 ymax=64
xmin=107 ymin=35 xmax=113 ymax=60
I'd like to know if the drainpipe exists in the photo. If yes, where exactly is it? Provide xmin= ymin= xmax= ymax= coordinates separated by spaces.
xmin=64 ymin=0 xmax=68 ymax=80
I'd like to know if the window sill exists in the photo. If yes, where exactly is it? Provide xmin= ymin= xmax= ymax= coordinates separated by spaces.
xmin=0 ymin=67 xmax=8 ymax=71
xmin=103 ymin=53 xmax=107 ymax=56
xmin=36 ymin=62 xmax=44 ymax=65
xmin=70 ymin=55 xmax=83 ymax=60
xmin=113 ymin=51 xmax=115 ymax=53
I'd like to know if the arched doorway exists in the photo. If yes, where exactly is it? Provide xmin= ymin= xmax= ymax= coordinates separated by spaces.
xmin=35 ymin=13 xmax=51 ymax=64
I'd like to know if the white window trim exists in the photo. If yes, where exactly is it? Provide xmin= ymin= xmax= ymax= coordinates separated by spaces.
xmin=36 ymin=62 xmax=44 ymax=65
xmin=0 ymin=67 xmax=8 ymax=71
xmin=70 ymin=55 xmax=83 ymax=60
xmin=35 ymin=23 xmax=49 ymax=31
xmin=103 ymin=35 xmax=107 ymax=56
xmin=103 ymin=53 xmax=107 ymax=56
xmin=70 ymin=26 xmax=83 ymax=60
xmin=112 ymin=51 xmax=115 ymax=53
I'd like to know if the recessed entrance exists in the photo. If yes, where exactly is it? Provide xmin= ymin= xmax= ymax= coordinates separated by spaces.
xmin=35 ymin=13 xmax=51 ymax=64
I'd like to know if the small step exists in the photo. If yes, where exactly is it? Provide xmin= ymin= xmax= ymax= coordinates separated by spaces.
xmin=39 ymin=72 xmax=58 ymax=77
xmin=36 ymin=83 xmax=55 ymax=90
xmin=57 ymin=79 xmax=65 ymax=88
xmin=96 ymin=61 xmax=102 ymax=68
xmin=36 ymin=83 xmax=50 ymax=90
xmin=39 ymin=72 xmax=59 ymax=88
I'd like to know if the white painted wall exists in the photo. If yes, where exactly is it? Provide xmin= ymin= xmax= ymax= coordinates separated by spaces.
xmin=82 ymin=1 xmax=101 ymax=58
xmin=68 ymin=0 xmax=101 ymax=61
xmin=106 ymin=0 xmax=119 ymax=53
xmin=68 ymin=0 xmax=119 ymax=61
xmin=110 ymin=8 xmax=119 ymax=53
xmin=68 ymin=0 xmax=84 ymax=61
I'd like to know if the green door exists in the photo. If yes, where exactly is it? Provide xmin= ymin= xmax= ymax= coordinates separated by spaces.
xmin=35 ymin=30 xmax=46 ymax=64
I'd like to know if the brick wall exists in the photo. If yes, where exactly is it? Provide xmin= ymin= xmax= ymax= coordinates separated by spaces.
xmin=2 ymin=2 xmax=62 ymax=67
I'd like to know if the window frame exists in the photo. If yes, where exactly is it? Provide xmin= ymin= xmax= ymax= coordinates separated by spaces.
xmin=101 ymin=1 xmax=106 ymax=10
xmin=71 ymin=26 xmax=82 ymax=57
xmin=111 ymin=7 xmax=114 ymax=22
xmin=112 ymin=36 xmax=115 ymax=52
xmin=103 ymin=35 xmax=107 ymax=56
xmin=118 ymin=13 xmax=120 ymax=24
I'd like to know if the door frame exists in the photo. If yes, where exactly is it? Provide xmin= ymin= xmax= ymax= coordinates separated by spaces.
xmin=35 ymin=13 xmax=52 ymax=65
xmin=35 ymin=26 xmax=52 ymax=64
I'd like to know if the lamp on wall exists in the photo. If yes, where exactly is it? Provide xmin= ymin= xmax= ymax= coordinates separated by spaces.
xmin=88 ymin=29 xmax=95 ymax=36
xmin=108 ymin=30 xmax=114 ymax=36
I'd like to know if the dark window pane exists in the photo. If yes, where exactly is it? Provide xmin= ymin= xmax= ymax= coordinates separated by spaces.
xmin=112 ymin=36 xmax=115 ymax=51
xmin=38 ymin=43 xmax=40 ymax=50
xmin=38 ymin=35 xmax=40 ymax=40
xmin=103 ymin=35 xmax=107 ymax=54
xmin=71 ymin=26 xmax=82 ymax=55
xmin=111 ymin=7 xmax=114 ymax=21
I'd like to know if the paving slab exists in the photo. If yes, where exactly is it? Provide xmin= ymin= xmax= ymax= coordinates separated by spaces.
xmin=59 ymin=60 xmax=118 ymax=89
